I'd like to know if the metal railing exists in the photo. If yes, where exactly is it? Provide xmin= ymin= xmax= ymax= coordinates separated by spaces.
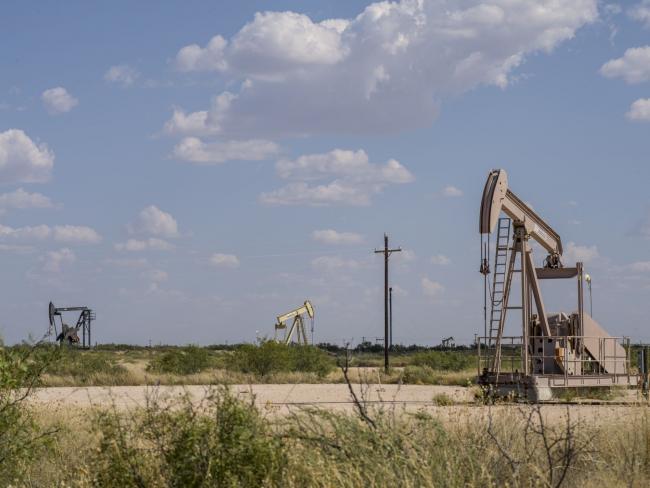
xmin=477 ymin=335 xmax=633 ymax=384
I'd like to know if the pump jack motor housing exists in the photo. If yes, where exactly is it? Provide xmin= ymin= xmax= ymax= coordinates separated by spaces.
xmin=477 ymin=169 xmax=638 ymax=401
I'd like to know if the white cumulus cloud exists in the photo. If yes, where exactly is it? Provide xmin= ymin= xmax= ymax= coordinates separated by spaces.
xmin=210 ymin=253 xmax=240 ymax=268
xmin=0 ymin=224 xmax=51 ymax=241
xmin=260 ymin=181 xmax=373 ymax=206
xmin=53 ymin=225 xmax=102 ymax=244
xmin=564 ymin=242 xmax=599 ymax=264
xmin=442 ymin=185 xmax=463 ymax=197
xmin=397 ymin=249 xmax=416 ymax=263
xmin=626 ymin=98 xmax=650 ymax=121
xmin=114 ymin=238 xmax=174 ymax=252
xmin=167 ymin=0 xmax=598 ymax=137
xmin=311 ymin=255 xmax=362 ymax=271
xmin=42 ymin=248 xmax=75 ymax=272
xmin=430 ymin=254 xmax=451 ymax=265
xmin=0 ymin=129 xmax=54 ymax=183
xmin=422 ymin=277 xmax=445 ymax=297
xmin=104 ymin=64 xmax=140 ymax=86
xmin=260 ymin=149 xmax=413 ymax=206
xmin=175 ymin=12 xmax=347 ymax=78
xmin=0 ymin=188 xmax=54 ymax=210
xmin=173 ymin=137 xmax=279 ymax=164
xmin=600 ymin=46 xmax=650 ymax=83
xmin=311 ymin=229 xmax=364 ymax=245
xmin=130 ymin=205 xmax=179 ymax=238
xmin=276 ymin=149 xmax=413 ymax=183
xmin=629 ymin=1 xmax=650 ymax=27
xmin=41 ymin=87 xmax=78 ymax=114
xmin=175 ymin=35 xmax=229 ymax=72
xmin=0 ymin=223 xmax=101 ymax=244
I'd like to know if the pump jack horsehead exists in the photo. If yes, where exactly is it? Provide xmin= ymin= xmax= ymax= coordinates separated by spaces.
xmin=478 ymin=169 xmax=634 ymax=399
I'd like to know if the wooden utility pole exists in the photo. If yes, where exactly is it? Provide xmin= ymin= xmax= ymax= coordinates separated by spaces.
xmin=374 ymin=234 xmax=401 ymax=373
xmin=389 ymin=287 xmax=393 ymax=348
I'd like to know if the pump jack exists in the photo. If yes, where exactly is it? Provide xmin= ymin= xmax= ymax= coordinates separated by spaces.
xmin=274 ymin=300 xmax=314 ymax=345
xmin=478 ymin=169 xmax=637 ymax=400
xmin=48 ymin=301 xmax=95 ymax=348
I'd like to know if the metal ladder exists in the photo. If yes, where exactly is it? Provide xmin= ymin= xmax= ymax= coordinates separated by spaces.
xmin=487 ymin=218 xmax=511 ymax=369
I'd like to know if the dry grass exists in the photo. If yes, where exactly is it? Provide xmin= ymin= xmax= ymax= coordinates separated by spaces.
xmin=20 ymin=391 xmax=650 ymax=487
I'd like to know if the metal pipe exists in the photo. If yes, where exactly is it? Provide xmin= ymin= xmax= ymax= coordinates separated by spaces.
xmin=577 ymin=262 xmax=584 ymax=362
xmin=521 ymin=238 xmax=529 ymax=376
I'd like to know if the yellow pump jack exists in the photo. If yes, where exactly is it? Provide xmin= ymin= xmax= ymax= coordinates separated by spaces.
xmin=274 ymin=300 xmax=314 ymax=345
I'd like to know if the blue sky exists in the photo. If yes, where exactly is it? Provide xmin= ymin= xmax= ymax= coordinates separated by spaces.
xmin=1 ymin=0 xmax=650 ymax=346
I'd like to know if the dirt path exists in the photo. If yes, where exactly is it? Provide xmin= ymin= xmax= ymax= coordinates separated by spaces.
xmin=30 ymin=384 xmax=473 ymax=409
xmin=29 ymin=384 xmax=650 ymax=425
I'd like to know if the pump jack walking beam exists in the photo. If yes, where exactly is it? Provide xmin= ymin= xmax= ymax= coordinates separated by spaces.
xmin=481 ymin=170 xmax=555 ymax=342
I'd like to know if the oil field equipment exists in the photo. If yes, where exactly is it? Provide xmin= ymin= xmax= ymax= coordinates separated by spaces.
xmin=478 ymin=169 xmax=637 ymax=400
xmin=274 ymin=300 xmax=314 ymax=345
xmin=441 ymin=336 xmax=455 ymax=348
xmin=48 ymin=301 xmax=95 ymax=348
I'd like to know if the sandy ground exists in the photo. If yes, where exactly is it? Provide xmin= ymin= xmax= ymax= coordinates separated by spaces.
xmin=30 ymin=384 xmax=474 ymax=409
xmin=29 ymin=384 xmax=650 ymax=424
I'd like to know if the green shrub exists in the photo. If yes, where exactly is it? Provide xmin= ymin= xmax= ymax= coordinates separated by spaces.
xmin=290 ymin=344 xmax=335 ymax=377
xmin=402 ymin=365 xmax=438 ymax=384
xmin=147 ymin=345 xmax=213 ymax=375
xmin=92 ymin=388 xmax=286 ymax=487
xmin=410 ymin=351 xmax=474 ymax=371
xmin=0 ymin=344 xmax=57 ymax=483
xmin=47 ymin=350 xmax=128 ymax=383
xmin=230 ymin=341 xmax=334 ymax=377
xmin=432 ymin=393 xmax=454 ymax=406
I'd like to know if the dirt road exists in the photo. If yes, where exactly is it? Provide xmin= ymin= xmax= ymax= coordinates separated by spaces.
xmin=30 ymin=383 xmax=473 ymax=409
xmin=29 ymin=384 xmax=650 ymax=424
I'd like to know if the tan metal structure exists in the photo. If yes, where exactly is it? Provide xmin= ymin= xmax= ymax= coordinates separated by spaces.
xmin=274 ymin=300 xmax=314 ymax=346
xmin=478 ymin=169 xmax=634 ymax=399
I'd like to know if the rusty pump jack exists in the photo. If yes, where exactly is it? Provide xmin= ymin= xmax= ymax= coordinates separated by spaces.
xmin=274 ymin=301 xmax=314 ymax=345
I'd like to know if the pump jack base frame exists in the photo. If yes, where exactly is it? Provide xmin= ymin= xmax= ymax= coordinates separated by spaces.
xmin=478 ymin=372 xmax=641 ymax=402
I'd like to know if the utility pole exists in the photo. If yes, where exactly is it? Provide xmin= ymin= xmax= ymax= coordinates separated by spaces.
xmin=374 ymin=234 xmax=401 ymax=373
xmin=389 ymin=287 xmax=393 ymax=349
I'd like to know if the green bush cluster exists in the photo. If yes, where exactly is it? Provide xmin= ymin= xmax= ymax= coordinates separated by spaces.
xmin=46 ymin=349 xmax=129 ymax=383
xmin=146 ymin=345 xmax=214 ymax=375
xmin=410 ymin=351 xmax=474 ymax=371
xmin=230 ymin=341 xmax=335 ymax=377
xmin=92 ymin=389 xmax=286 ymax=487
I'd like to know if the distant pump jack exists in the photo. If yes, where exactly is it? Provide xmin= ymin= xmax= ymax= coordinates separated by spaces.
xmin=48 ymin=301 xmax=95 ymax=348
xmin=274 ymin=300 xmax=315 ymax=345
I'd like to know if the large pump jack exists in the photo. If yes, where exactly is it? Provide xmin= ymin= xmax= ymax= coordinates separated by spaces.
xmin=274 ymin=301 xmax=314 ymax=346
xmin=478 ymin=170 xmax=635 ymax=399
